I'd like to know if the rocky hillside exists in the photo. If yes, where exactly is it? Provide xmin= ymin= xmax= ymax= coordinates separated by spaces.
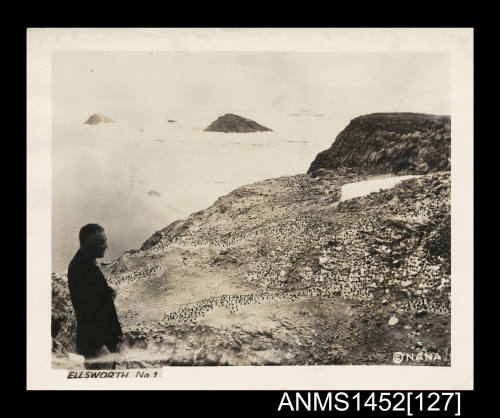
xmin=204 ymin=114 xmax=272 ymax=133
xmin=308 ymin=113 xmax=450 ymax=175
xmin=84 ymin=113 xmax=114 ymax=125
xmin=52 ymin=167 xmax=451 ymax=367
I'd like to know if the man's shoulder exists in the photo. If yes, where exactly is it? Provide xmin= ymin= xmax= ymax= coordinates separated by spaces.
xmin=68 ymin=251 xmax=92 ymax=278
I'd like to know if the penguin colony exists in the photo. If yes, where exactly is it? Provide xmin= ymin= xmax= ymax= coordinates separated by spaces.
xmin=107 ymin=171 xmax=450 ymax=325
xmin=107 ymin=263 xmax=162 ymax=286
xmin=160 ymin=286 xmax=341 ymax=325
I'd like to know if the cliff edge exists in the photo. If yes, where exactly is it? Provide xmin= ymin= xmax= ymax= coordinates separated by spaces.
xmin=308 ymin=113 xmax=450 ymax=175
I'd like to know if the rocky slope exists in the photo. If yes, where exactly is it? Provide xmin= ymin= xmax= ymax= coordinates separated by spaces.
xmin=204 ymin=114 xmax=272 ymax=133
xmin=52 ymin=166 xmax=451 ymax=367
xmin=308 ymin=113 xmax=450 ymax=175
xmin=84 ymin=113 xmax=114 ymax=125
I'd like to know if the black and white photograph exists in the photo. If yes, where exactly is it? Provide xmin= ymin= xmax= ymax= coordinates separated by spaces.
xmin=27 ymin=28 xmax=473 ymax=390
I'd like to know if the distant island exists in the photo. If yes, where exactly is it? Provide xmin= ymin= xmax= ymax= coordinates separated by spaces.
xmin=204 ymin=114 xmax=272 ymax=133
xmin=84 ymin=113 xmax=114 ymax=125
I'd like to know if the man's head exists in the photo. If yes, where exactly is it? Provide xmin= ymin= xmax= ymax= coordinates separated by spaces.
xmin=79 ymin=223 xmax=108 ymax=259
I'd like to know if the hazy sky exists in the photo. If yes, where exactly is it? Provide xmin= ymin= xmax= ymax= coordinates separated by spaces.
xmin=53 ymin=51 xmax=450 ymax=123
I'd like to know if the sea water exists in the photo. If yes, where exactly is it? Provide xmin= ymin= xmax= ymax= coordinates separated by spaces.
xmin=52 ymin=109 xmax=344 ymax=272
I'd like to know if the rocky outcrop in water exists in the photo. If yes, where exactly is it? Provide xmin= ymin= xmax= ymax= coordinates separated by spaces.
xmin=308 ymin=113 xmax=450 ymax=175
xmin=84 ymin=113 xmax=114 ymax=125
xmin=204 ymin=114 xmax=272 ymax=133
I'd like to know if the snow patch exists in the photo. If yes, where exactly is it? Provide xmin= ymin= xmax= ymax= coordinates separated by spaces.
xmin=340 ymin=175 xmax=417 ymax=202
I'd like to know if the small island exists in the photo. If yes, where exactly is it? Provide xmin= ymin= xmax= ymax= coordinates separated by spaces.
xmin=204 ymin=114 xmax=272 ymax=133
xmin=84 ymin=113 xmax=114 ymax=125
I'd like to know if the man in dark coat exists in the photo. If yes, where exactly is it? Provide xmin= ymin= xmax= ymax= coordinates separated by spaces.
xmin=67 ymin=224 xmax=122 ymax=369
